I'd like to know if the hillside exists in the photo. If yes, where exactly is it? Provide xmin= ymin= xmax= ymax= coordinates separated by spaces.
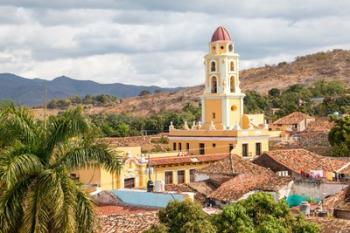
xmin=240 ymin=49 xmax=350 ymax=92
xmin=0 ymin=73 xmax=178 ymax=105
xmin=31 ymin=49 xmax=350 ymax=118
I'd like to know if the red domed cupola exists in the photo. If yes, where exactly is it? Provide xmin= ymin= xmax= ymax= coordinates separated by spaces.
xmin=211 ymin=26 xmax=231 ymax=42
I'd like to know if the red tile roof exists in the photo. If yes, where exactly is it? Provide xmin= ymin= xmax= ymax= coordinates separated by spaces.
xmin=95 ymin=205 xmax=155 ymax=216
xmin=209 ymin=173 xmax=292 ymax=202
xmin=97 ymin=211 xmax=158 ymax=233
xmin=308 ymin=217 xmax=350 ymax=233
xmin=306 ymin=119 xmax=334 ymax=132
xmin=149 ymin=154 xmax=228 ymax=166
xmin=272 ymin=112 xmax=314 ymax=125
xmin=197 ymin=154 xmax=291 ymax=202
xmin=199 ymin=154 xmax=273 ymax=176
xmin=260 ymin=149 xmax=349 ymax=174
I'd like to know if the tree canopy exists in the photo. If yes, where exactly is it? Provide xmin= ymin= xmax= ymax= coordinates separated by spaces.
xmin=329 ymin=116 xmax=350 ymax=156
xmin=145 ymin=193 xmax=319 ymax=233
xmin=0 ymin=104 xmax=121 ymax=233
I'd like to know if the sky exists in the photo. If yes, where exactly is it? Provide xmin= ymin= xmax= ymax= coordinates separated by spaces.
xmin=0 ymin=0 xmax=349 ymax=87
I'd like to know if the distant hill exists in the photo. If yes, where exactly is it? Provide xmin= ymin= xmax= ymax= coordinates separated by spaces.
xmin=0 ymin=73 xmax=178 ymax=106
xmin=8 ymin=49 xmax=350 ymax=116
xmin=76 ymin=49 xmax=350 ymax=116
xmin=239 ymin=49 xmax=350 ymax=93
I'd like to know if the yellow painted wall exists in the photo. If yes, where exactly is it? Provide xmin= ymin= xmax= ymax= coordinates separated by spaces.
xmin=76 ymin=167 xmax=101 ymax=186
xmin=267 ymin=130 xmax=283 ymax=138
xmin=228 ymin=98 xmax=243 ymax=128
xmin=169 ymin=136 xmax=269 ymax=158
xmin=246 ymin=114 xmax=265 ymax=126
xmin=204 ymin=99 xmax=222 ymax=128
xmin=113 ymin=146 xmax=142 ymax=156
xmin=100 ymin=168 xmax=114 ymax=190
xmin=169 ymin=139 xmax=234 ymax=155
xmin=231 ymin=138 xmax=269 ymax=158
xmin=151 ymin=164 xmax=208 ymax=185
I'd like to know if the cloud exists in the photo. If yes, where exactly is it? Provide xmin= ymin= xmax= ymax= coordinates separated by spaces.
xmin=0 ymin=1 xmax=348 ymax=87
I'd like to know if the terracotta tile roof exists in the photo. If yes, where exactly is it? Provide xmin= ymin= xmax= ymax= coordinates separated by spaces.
xmin=199 ymin=154 xmax=273 ymax=176
xmin=307 ymin=217 xmax=350 ymax=233
xmin=272 ymin=112 xmax=314 ymax=125
xmin=306 ymin=119 xmax=334 ymax=132
xmin=323 ymin=187 xmax=349 ymax=211
xmin=165 ymin=182 xmax=216 ymax=204
xmin=165 ymin=182 xmax=215 ymax=196
xmin=261 ymin=149 xmax=349 ymax=174
xmin=149 ymin=154 xmax=228 ymax=166
xmin=95 ymin=204 xmax=156 ymax=216
xmin=196 ymin=154 xmax=290 ymax=202
xmin=97 ymin=211 xmax=158 ymax=233
xmin=208 ymin=173 xmax=292 ymax=202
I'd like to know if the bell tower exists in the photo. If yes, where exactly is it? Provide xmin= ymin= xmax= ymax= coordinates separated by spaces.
xmin=201 ymin=26 xmax=245 ymax=130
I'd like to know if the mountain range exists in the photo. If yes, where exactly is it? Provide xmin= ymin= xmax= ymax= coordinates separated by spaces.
xmin=0 ymin=73 xmax=178 ymax=106
xmin=2 ymin=49 xmax=350 ymax=108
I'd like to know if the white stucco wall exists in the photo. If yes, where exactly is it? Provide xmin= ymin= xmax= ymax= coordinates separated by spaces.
xmin=292 ymin=181 xmax=348 ymax=199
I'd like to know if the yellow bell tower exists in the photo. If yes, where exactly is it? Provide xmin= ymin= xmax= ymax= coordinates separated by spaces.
xmin=201 ymin=26 xmax=245 ymax=130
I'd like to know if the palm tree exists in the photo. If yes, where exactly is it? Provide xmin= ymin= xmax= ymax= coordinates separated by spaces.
xmin=0 ymin=104 xmax=121 ymax=233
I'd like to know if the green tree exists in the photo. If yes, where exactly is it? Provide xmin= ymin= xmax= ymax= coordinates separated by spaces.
xmin=268 ymin=88 xmax=280 ymax=97
xmin=115 ymin=122 xmax=130 ymax=137
xmin=329 ymin=116 xmax=350 ymax=156
xmin=212 ymin=204 xmax=255 ymax=233
xmin=157 ymin=199 xmax=216 ymax=233
xmin=213 ymin=193 xmax=319 ymax=233
xmin=244 ymin=91 xmax=269 ymax=113
xmin=147 ymin=193 xmax=319 ymax=233
xmin=311 ymin=80 xmax=345 ymax=97
xmin=0 ymin=105 xmax=121 ymax=233
xmin=144 ymin=224 xmax=168 ymax=233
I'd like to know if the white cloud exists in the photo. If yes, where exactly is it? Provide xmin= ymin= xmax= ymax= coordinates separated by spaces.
xmin=0 ymin=1 xmax=348 ymax=87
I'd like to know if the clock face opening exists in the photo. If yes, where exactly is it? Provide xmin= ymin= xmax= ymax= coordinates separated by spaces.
xmin=231 ymin=105 xmax=237 ymax=111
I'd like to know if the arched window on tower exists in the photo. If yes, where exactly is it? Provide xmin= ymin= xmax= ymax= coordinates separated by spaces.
xmin=211 ymin=76 xmax=217 ymax=93
xmin=210 ymin=61 xmax=216 ymax=72
xmin=230 ymin=76 xmax=235 ymax=93
xmin=230 ymin=61 xmax=234 ymax=71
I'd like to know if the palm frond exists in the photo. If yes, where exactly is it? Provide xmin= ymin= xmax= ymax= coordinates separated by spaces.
xmin=20 ymin=170 xmax=63 ymax=233
xmin=57 ymin=144 xmax=122 ymax=173
xmin=0 ymin=150 xmax=43 ymax=190
xmin=57 ymin=171 xmax=77 ymax=233
xmin=0 ymin=178 xmax=33 ymax=233
xmin=76 ymin=188 xmax=95 ymax=233
xmin=44 ymin=107 xmax=90 ymax=160
xmin=0 ymin=104 xmax=38 ymax=147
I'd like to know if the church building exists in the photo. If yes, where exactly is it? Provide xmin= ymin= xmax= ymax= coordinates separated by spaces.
xmin=168 ymin=26 xmax=270 ymax=158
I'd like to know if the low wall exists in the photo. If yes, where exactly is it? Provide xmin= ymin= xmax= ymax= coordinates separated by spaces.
xmin=334 ymin=209 xmax=350 ymax=220
xmin=292 ymin=181 xmax=348 ymax=200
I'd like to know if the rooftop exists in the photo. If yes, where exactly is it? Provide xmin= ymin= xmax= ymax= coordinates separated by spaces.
xmin=305 ymin=118 xmax=334 ymax=132
xmin=198 ymin=153 xmax=292 ymax=202
xmin=272 ymin=112 xmax=314 ymax=125
xmin=199 ymin=154 xmax=273 ymax=176
xmin=208 ymin=173 xmax=292 ymax=202
xmin=255 ymin=149 xmax=349 ymax=174
xmin=95 ymin=204 xmax=155 ymax=216
xmin=307 ymin=217 xmax=350 ymax=233
xmin=97 ymin=211 xmax=158 ymax=233
xmin=148 ymin=153 xmax=228 ymax=166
